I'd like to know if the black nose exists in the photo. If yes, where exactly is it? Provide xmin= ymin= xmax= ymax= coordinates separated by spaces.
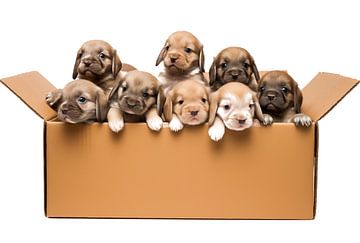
xmin=267 ymin=94 xmax=276 ymax=100
xmin=61 ymin=107 xmax=68 ymax=115
xmin=238 ymin=119 xmax=246 ymax=125
xmin=231 ymin=74 xmax=239 ymax=80
xmin=170 ymin=57 xmax=177 ymax=63
xmin=83 ymin=59 xmax=92 ymax=67
xmin=126 ymin=98 xmax=139 ymax=108
xmin=190 ymin=110 xmax=199 ymax=116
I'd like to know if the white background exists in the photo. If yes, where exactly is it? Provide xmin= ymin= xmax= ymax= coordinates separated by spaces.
xmin=0 ymin=0 xmax=359 ymax=242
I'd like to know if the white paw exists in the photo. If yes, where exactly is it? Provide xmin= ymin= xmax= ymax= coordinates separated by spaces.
xmin=208 ymin=124 xmax=225 ymax=142
xmin=262 ymin=114 xmax=273 ymax=126
xmin=294 ymin=114 xmax=312 ymax=127
xmin=169 ymin=117 xmax=184 ymax=132
xmin=147 ymin=116 xmax=163 ymax=131
xmin=46 ymin=92 xmax=56 ymax=106
xmin=108 ymin=119 xmax=124 ymax=133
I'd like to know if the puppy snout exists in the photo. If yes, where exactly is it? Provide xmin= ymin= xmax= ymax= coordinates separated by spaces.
xmin=82 ymin=58 xmax=93 ymax=67
xmin=190 ymin=110 xmax=199 ymax=116
xmin=169 ymin=53 xmax=179 ymax=63
xmin=60 ymin=104 xmax=69 ymax=114
xmin=267 ymin=94 xmax=276 ymax=101
xmin=125 ymin=97 xmax=140 ymax=108
xmin=238 ymin=119 xmax=247 ymax=125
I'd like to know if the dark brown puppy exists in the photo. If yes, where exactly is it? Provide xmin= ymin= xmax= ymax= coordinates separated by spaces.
xmin=209 ymin=47 xmax=260 ymax=91
xmin=72 ymin=40 xmax=122 ymax=92
xmin=257 ymin=71 xmax=311 ymax=126
xmin=46 ymin=79 xmax=108 ymax=123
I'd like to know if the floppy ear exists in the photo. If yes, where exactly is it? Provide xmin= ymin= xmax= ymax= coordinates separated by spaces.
xmin=112 ymin=49 xmax=122 ymax=78
xmin=163 ymin=91 xmax=174 ymax=122
xmin=209 ymin=57 xmax=217 ymax=87
xmin=250 ymin=55 xmax=260 ymax=82
xmin=108 ymin=74 xmax=126 ymax=101
xmin=293 ymin=83 xmax=303 ymax=113
xmin=208 ymin=92 xmax=219 ymax=126
xmin=198 ymin=45 xmax=205 ymax=73
xmin=157 ymin=86 xmax=166 ymax=116
xmin=252 ymin=93 xmax=264 ymax=122
xmin=72 ymin=49 xmax=81 ymax=79
xmin=155 ymin=41 xmax=168 ymax=66
xmin=95 ymin=90 xmax=108 ymax=122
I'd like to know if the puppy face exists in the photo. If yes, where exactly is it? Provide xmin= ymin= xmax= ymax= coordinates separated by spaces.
xmin=164 ymin=80 xmax=209 ymax=125
xmin=156 ymin=31 xmax=205 ymax=75
xmin=209 ymin=47 xmax=260 ymax=91
xmin=257 ymin=71 xmax=302 ymax=115
xmin=73 ymin=40 xmax=122 ymax=82
xmin=209 ymin=83 xmax=263 ymax=131
xmin=49 ymin=80 xmax=108 ymax=123
xmin=109 ymin=71 xmax=159 ymax=116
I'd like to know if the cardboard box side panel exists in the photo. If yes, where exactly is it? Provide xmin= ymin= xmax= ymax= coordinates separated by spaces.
xmin=46 ymin=123 xmax=315 ymax=219
xmin=312 ymin=123 xmax=319 ymax=219
xmin=43 ymin=122 xmax=48 ymax=217
xmin=0 ymin=71 xmax=57 ymax=120
xmin=302 ymin=72 xmax=359 ymax=121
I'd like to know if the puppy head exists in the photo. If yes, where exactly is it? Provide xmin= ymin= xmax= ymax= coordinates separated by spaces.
xmin=156 ymin=31 xmax=205 ymax=75
xmin=164 ymin=80 xmax=209 ymax=125
xmin=257 ymin=71 xmax=303 ymax=115
xmin=209 ymin=82 xmax=263 ymax=131
xmin=209 ymin=47 xmax=260 ymax=90
xmin=109 ymin=70 xmax=160 ymax=116
xmin=55 ymin=80 xmax=108 ymax=123
xmin=73 ymin=40 xmax=122 ymax=82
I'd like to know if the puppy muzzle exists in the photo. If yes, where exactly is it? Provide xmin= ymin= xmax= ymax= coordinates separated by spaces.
xmin=259 ymin=89 xmax=286 ymax=112
xmin=179 ymin=104 xmax=208 ymax=125
xmin=224 ymin=113 xmax=253 ymax=131
xmin=119 ymin=96 xmax=147 ymax=115
xmin=223 ymin=68 xmax=249 ymax=83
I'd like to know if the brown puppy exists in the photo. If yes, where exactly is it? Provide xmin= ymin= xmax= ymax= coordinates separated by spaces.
xmin=208 ymin=82 xmax=271 ymax=141
xmin=209 ymin=47 xmax=260 ymax=91
xmin=257 ymin=71 xmax=312 ymax=126
xmin=107 ymin=70 xmax=163 ymax=132
xmin=164 ymin=80 xmax=210 ymax=132
xmin=46 ymin=79 xmax=108 ymax=123
xmin=72 ymin=40 xmax=122 ymax=92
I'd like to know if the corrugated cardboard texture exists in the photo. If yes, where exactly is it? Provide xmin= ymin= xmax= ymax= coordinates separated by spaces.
xmin=302 ymin=72 xmax=359 ymax=121
xmin=46 ymin=122 xmax=316 ymax=219
xmin=1 ymin=71 xmax=57 ymax=120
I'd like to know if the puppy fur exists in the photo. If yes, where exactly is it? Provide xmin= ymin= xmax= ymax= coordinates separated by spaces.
xmin=257 ymin=70 xmax=312 ymax=126
xmin=46 ymin=79 xmax=108 ymax=123
xmin=72 ymin=40 xmax=122 ymax=92
xmin=107 ymin=70 xmax=163 ymax=132
xmin=208 ymin=82 xmax=270 ymax=141
xmin=209 ymin=47 xmax=260 ymax=91
xmin=164 ymin=79 xmax=210 ymax=132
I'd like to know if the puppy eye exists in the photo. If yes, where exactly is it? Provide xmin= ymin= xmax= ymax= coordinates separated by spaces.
xmin=99 ymin=52 xmax=105 ymax=59
xmin=281 ymin=87 xmax=289 ymax=93
xmin=201 ymin=98 xmax=207 ymax=103
xmin=77 ymin=96 xmax=87 ymax=104
xmin=260 ymin=86 xmax=265 ymax=92
xmin=165 ymin=46 xmax=170 ymax=51
xmin=184 ymin=47 xmax=192 ymax=53
xmin=143 ymin=92 xmax=149 ymax=98
xmin=220 ymin=63 xmax=228 ymax=69
xmin=178 ymin=100 xmax=184 ymax=105
xmin=122 ymin=86 xmax=127 ymax=92
xmin=243 ymin=62 xmax=250 ymax=69
xmin=224 ymin=105 xmax=230 ymax=110
xmin=249 ymin=103 xmax=254 ymax=109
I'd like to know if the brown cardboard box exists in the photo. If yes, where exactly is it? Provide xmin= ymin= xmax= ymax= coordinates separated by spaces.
xmin=1 ymin=71 xmax=358 ymax=219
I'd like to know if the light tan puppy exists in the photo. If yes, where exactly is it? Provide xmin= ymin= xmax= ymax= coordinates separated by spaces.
xmin=46 ymin=79 xmax=108 ymax=123
xmin=209 ymin=47 xmax=260 ymax=91
xmin=208 ymin=82 xmax=271 ymax=141
xmin=72 ymin=40 xmax=123 ymax=92
xmin=257 ymin=70 xmax=312 ymax=126
xmin=164 ymin=80 xmax=210 ymax=132
xmin=107 ymin=70 xmax=163 ymax=132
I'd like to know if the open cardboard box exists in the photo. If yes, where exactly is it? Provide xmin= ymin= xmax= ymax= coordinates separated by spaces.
xmin=1 ymin=71 xmax=358 ymax=219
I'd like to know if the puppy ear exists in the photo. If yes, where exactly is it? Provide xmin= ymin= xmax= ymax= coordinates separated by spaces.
xmin=155 ymin=41 xmax=168 ymax=66
xmin=208 ymin=92 xmax=219 ymax=126
xmin=163 ymin=91 xmax=173 ymax=122
xmin=252 ymin=93 xmax=264 ymax=122
xmin=209 ymin=57 xmax=217 ymax=87
xmin=293 ymin=83 xmax=303 ymax=113
xmin=112 ymin=49 xmax=122 ymax=78
xmin=72 ymin=50 xmax=81 ymax=79
xmin=250 ymin=55 xmax=260 ymax=82
xmin=157 ymin=86 xmax=166 ymax=116
xmin=95 ymin=90 xmax=108 ymax=122
xmin=108 ymin=73 xmax=126 ymax=101
xmin=198 ymin=45 xmax=205 ymax=73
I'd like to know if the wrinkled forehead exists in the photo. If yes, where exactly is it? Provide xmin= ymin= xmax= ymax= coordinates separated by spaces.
xmin=174 ymin=84 xmax=206 ymax=99
xmin=219 ymin=48 xmax=250 ymax=63
xmin=81 ymin=40 xmax=113 ymax=53
xmin=261 ymin=72 xmax=294 ymax=87
xmin=219 ymin=92 xmax=253 ymax=107
xmin=63 ymin=83 xmax=97 ymax=100
xmin=167 ymin=33 xmax=201 ymax=49
xmin=124 ymin=73 xmax=158 ymax=91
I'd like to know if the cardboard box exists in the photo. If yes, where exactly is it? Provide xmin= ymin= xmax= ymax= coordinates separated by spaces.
xmin=1 ymin=71 xmax=358 ymax=219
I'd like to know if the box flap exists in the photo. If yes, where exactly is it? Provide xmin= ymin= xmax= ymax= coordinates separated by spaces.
xmin=1 ymin=71 xmax=57 ymax=120
xmin=302 ymin=72 xmax=359 ymax=121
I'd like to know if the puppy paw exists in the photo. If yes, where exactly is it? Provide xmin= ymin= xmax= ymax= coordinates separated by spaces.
xmin=147 ymin=116 xmax=163 ymax=131
xmin=108 ymin=119 xmax=124 ymax=133
xmin=169 ymin=117 xmax=184 ymax=132
xmin=45 ymin=92 xmax=56 ymax=106
xmin=293 ymin=114 xmax=312 ymax=127
xmin=262 ymin=114 xmax=273 ymax=126
xmin=208 ymin=125 xmax=225 ymax=142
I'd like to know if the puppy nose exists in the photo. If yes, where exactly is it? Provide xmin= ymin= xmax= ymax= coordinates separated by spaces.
xmin=61 ymin=107 xmax=68 ymax=115
xmin=126 ymin=98 xmax=139 ymax=107
xmin=83 ymin=59 xmax=92 ymax=67
xmin=267 ymin=94 xmax=276 ymax=100
xmin=238 ymin=119 xmax=246 ymax=125
xmin=190 ymin=110 xmax=199 ymax=116
xmin=170 ymin=57 xmax=177 ymax=63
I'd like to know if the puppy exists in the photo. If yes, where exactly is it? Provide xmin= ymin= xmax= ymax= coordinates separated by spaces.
xmin=209 ymin=47 xmax=260 ymax=91
xmin=208 ymin=82 xmax=270 ymax=141
xmin=46 ymin=79 xmax=108 ymax=123
xmin=107 ymin=70 xmax=163 ymax=132
xmin=72 ymin=40 xmax=122 ymax=92
xmin=164 ymin=80 xmax=210 ymax=132
xmin=257 ymin=71 xmax=311 ymax=126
